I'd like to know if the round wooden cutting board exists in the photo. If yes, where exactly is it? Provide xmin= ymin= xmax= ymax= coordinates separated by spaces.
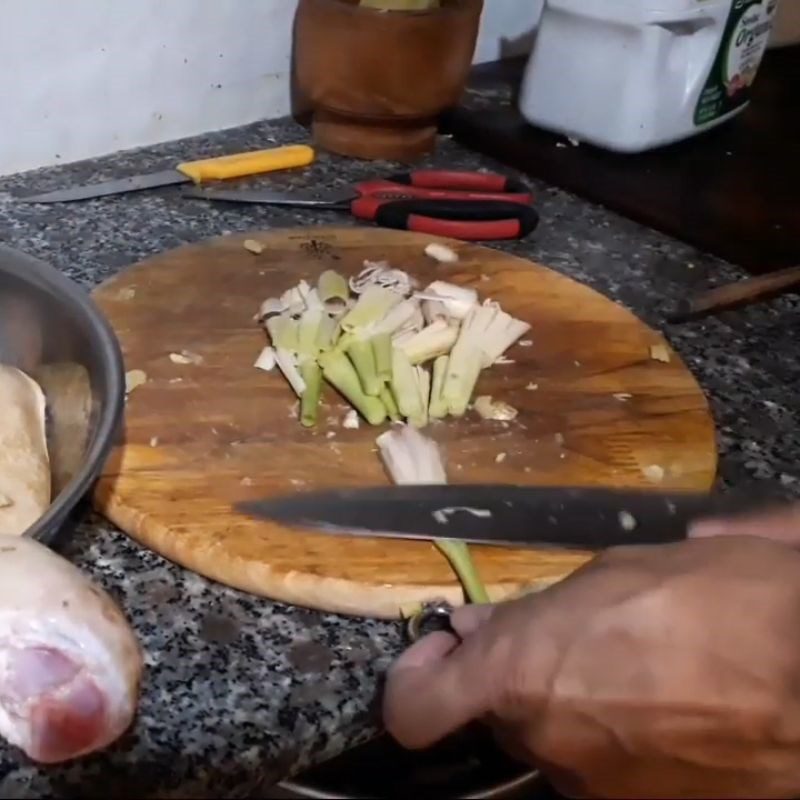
xmin=92 ymin=226 xmax=717 ymax=619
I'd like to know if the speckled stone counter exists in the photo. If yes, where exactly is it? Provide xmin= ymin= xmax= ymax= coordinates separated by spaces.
xmin=0 ymin=116 xmax=797 ymax=798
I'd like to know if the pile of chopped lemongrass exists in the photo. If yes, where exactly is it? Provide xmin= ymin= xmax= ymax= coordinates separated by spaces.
xmin=253 ymin=261 xmax=531 ymax=429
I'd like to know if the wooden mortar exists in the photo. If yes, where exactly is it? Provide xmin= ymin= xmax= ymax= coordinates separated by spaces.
xmin=294 ymin=0 xmax=484 ymax=162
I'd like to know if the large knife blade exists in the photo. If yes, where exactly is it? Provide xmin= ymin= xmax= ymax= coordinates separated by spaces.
xmin=236 ymin=485 xmax=782 ymax=551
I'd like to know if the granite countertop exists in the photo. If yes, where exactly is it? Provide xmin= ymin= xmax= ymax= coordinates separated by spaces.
xmin=0 ymin=116 xmax=798 ymax=799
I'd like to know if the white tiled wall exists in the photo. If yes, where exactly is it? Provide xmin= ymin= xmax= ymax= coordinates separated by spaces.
xmin=0 ymin=0 xmax=542 ymax=176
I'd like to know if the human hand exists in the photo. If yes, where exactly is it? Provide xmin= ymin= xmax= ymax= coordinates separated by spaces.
xmin=384 ymin=536 xmax=800 ymax=799
xmin=690 ymin=502 xmax=800 ymax=547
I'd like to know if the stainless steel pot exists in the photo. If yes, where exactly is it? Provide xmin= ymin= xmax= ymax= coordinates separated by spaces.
xmin=0 ymin=245 xmax=124 ymax=542
xmin=271 ymin=728 xmax=547 ymax=800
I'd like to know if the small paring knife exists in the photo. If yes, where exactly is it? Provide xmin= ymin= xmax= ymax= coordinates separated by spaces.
xmin=16 ymin=144 xmax=315 ymax=204
xmin=236 ymin=484 xmax=784 ymax=551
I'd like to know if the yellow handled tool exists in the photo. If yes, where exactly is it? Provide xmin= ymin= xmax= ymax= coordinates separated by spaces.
xmin=176 ymin=145 xmax=314 ymax=183
xmin=17 ymin=144 xmax=316 ymax=204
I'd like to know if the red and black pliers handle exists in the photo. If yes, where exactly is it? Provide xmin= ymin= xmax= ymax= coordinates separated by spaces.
xmin=349 ymin=170 xmax=538 ymax=241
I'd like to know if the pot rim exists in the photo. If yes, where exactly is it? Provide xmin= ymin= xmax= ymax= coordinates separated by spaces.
xmin=278 ymin=767 xmax=540 ymax=800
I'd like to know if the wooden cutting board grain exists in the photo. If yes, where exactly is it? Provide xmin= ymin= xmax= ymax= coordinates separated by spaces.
xmin=91 ymin=226 xmax=717 ymax=618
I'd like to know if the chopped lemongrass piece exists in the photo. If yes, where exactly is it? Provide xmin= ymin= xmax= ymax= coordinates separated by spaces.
xmin=317 ymin=270 xmax=350 ymax=307
xmin=424 ymin=243 xmax=459 ymax=263
xmin=473 ymin=395 xmax=518 ymax=422
xmin=372 ymin=332 xmax=393 ymax=383
xmin=391 ymin=349 xmax=428 ymax=428
xmin=254 ymin=346 xmax=277 ymax=372
xmin=429 ymin=355 xmax=449 ymax=419
xmin=350 ymin=262 xmax=417 ymax=296
xmin=397 ymin=320 xmax=459 ymax=366
xmin=421 ymin=298 xmax=450 ymax=325
xmin=417 ymin=367 xmax=431 ymax=429
xmin=380 ymin=385 xmax=401 ymax=421
xmin=318 ymin=350 xmax=387 ymax=426
xmin=418 ymin=281 xmax=478 ymax=321
xmin=375 ymin=426 xmax=488 ymax=603
xmin=376 ymin=425 xmax=447 ymax=484
xmin=392 ymin=329 xmax=416 ymax=349
xmin=274 ymin=348 xmax=306 ymax=397
xmin=266 ymin=314 xmax=300 ymax=351
xmin=256 ymin=297 xmax=285 ymax=322
xmin=441 ymin=303 xmax=496 ymax=417
xmin=299 ymin=361 xmax=323 ymax=427
xmin=373 ymin=298 xmax=422 ymax=336
xmin=346 ymin=338 xmax=382 ymax=396
xmin=340 ymin=286 xmax=404 ymax=333
xmin=315 ymin=314 xmax=339 ymax=351
xmin=479 ymin=303 xmax=532 ymax=367
xmin=303 ymin=287 xmax=324 ymax=312
xmin=297 ymin=308 xmax=324 ymax=357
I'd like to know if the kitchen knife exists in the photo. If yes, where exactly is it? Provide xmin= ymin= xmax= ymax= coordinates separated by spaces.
xmin=236 ymin=484 xmax=783 ymax=551
xmin=15 ymin=144 xmax=315 ymax=204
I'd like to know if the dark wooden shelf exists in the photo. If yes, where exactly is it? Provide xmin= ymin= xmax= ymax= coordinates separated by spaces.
xmin=445 ymin=47 xmax=800 ymax=274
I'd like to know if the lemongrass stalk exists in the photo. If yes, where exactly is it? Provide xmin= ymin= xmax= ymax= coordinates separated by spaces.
xmin=346 ymin=338 xmax=382 ymax=396
xmin=410 ymin=366 xmax=431 ymax=429
xmin=317 ymin=270 xmax=349 ymax=305
xmin=254 ymin=346 xmax=277 ymax=372
xmin=372 ymin=332 xmax=393 ymax=382
xmin=319 ymin=350 xmax=386 ymax=425
xmin=340 ymin=286 xmax=403 ymax=333
xmin=299 ymin=361 xmax=323 ymax=428
xmin=373 ymin=298 xmax=422 ymax=337
xmin=380 ymin=385 xmax=401 ymax=422
xmin=316 ymin=314 xmax=339 ymax=351
xmin=391 ymin=348 xmax=425 ymax=425
xmin=479 ymin=305 xmax=532 ymax=367
xmin=398 ymin=321 xmax=459 ymax=366
xmin=375 ymin=426 xmax=487 ymax=604
xmin=435 ymin=539 xmax=490 ymax=604
xmin=429 ymin=355 xmax=449 ymax=419
xmin=442 ymin=304 xmax=496 ymax=416
xmin=274 ymin=348 xmax=306 ymax=397
xmin=297 ymin=308 xmax=323 ymax=357
xmin=266 ymin=314 xmax=299 ymax=351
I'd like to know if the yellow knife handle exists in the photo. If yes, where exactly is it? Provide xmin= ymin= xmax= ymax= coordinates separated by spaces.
xmin=175 ymin=145 xmax=315 ymax=183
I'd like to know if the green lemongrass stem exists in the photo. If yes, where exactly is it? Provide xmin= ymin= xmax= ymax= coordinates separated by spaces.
xmin=442 ymin=304 xmax=496 ymax=416
xmin=319 ymin=350 xmax=387 ymax=425
xmin=434 ymin=539 xmax=490 ymax=604
xmin=274 ymin=348 xmax=306 ymax=398
xmin=297 ymin=308 xmax=323 ymax=356
xmin=299 ymin=361 xmax=323 ymax=428
xmin=316 ymin=314 xmax=339 ymax=351
xmin=375 ymin=426 xmax=489 ymax=605
xmin=380 ymin=385 xmax=401 ymax=421
xmin=409 ymin=367 xmax=430 ymax=429
xmin=340 ymin=286 xmax=403 ymax=332
xmin=429 ymin=355 xmax=449 ymax=419
xmin=266 ymin=314 xmax=299 ymax=351
xmin=317 ymin=270 xmax=349 ymax=305
xmin=479 ymin=309 xmax=532 ymax=367
xmin=391 ymin=348 xmax=425 ymax=424
xmin=372 ymin=332 xmax=393 ymax=382
xmin=346 ymin=338 xmax=382 ymax=396
xmin=399 ymin=321 xmax=459 ymax=366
